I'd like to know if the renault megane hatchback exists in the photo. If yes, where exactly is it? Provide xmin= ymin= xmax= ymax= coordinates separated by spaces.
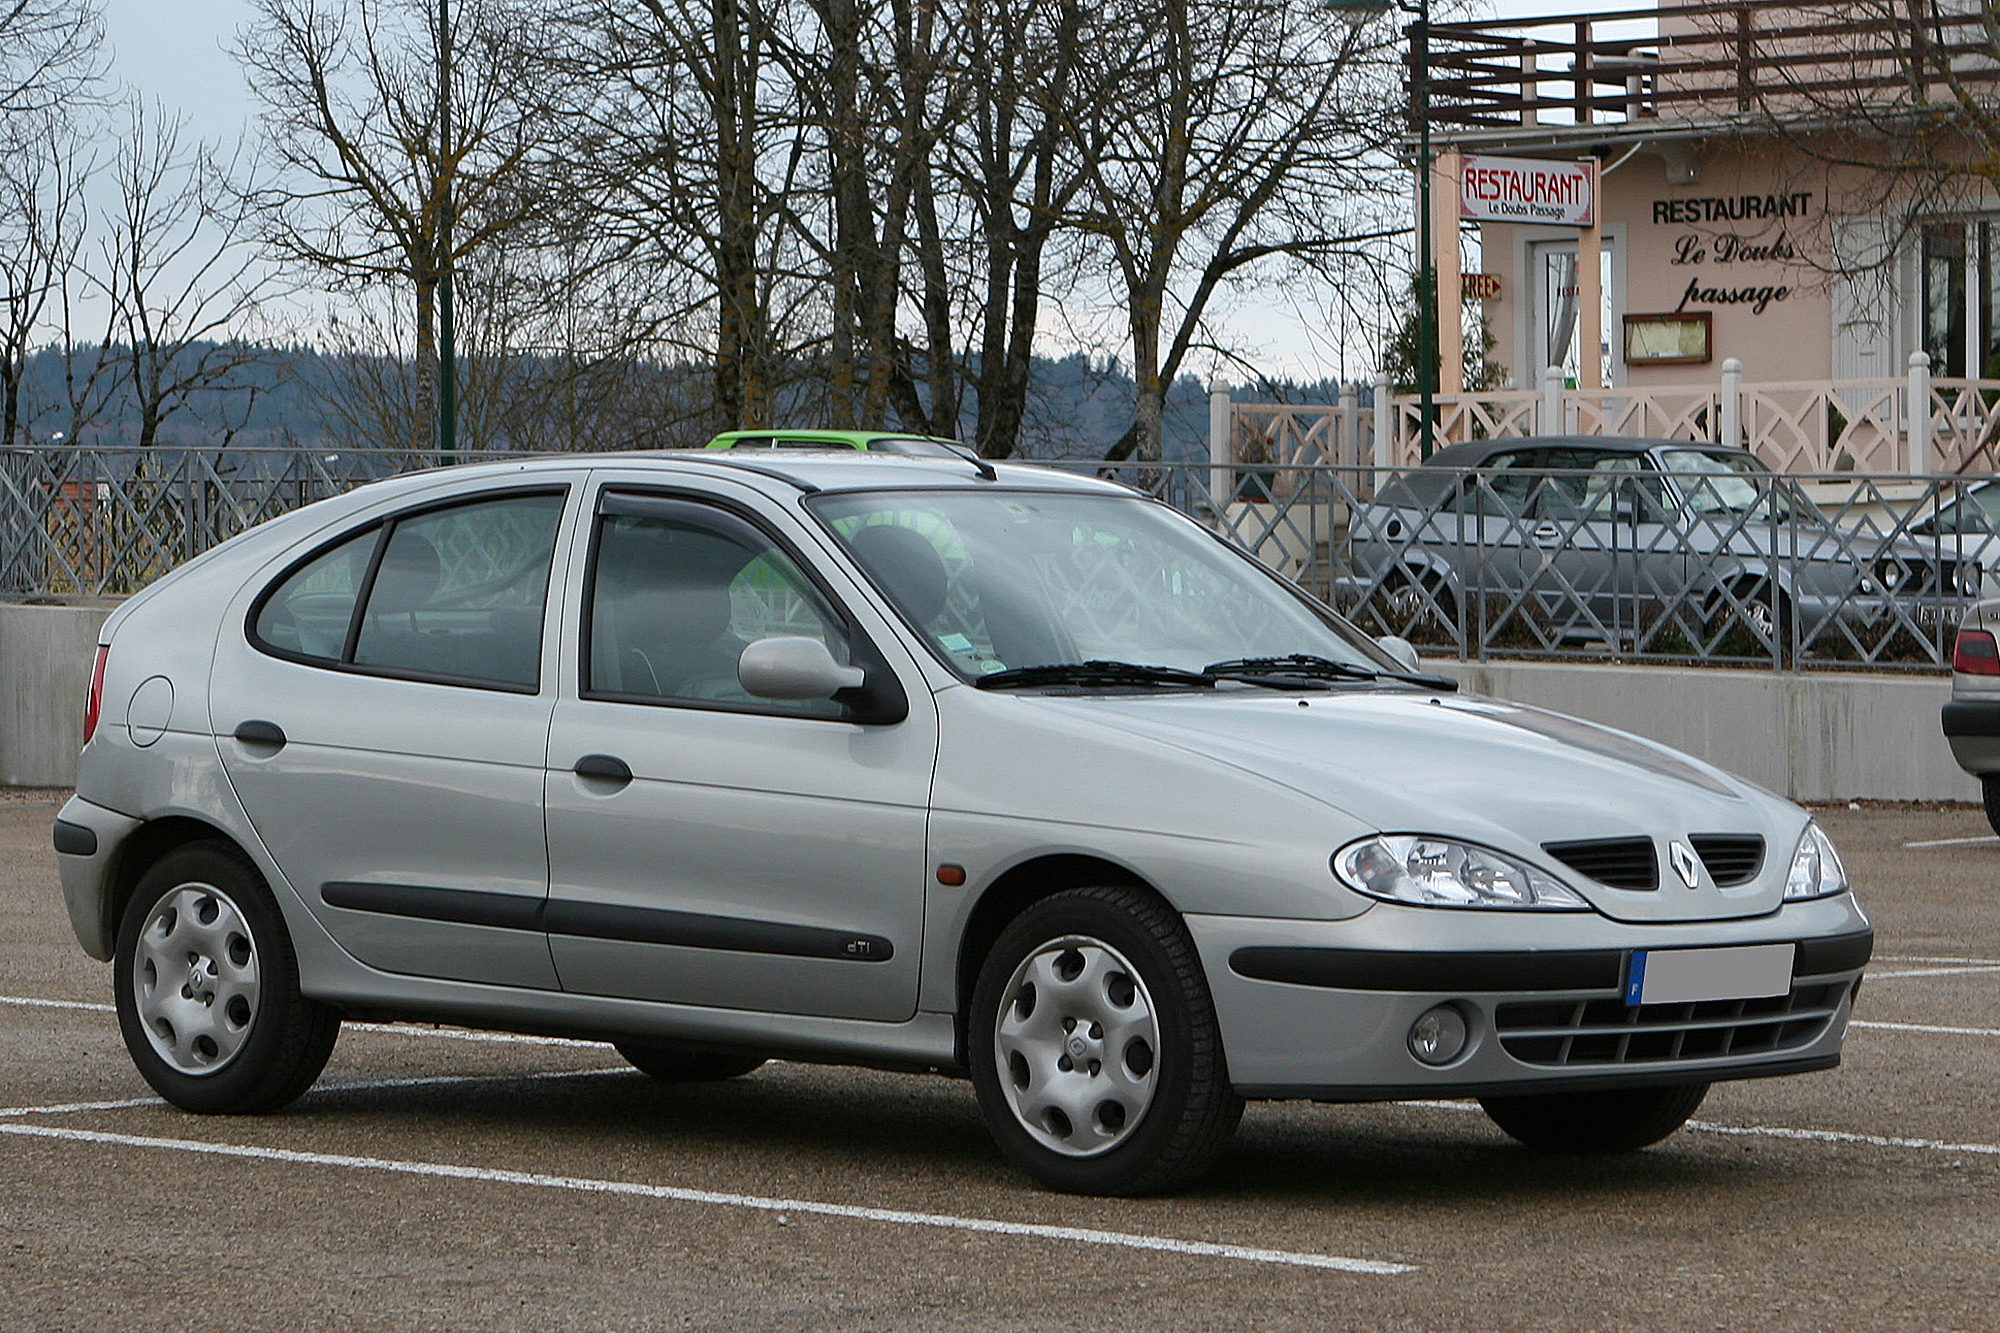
xmin=54 ymin=451 xmax=1871 ymax=1195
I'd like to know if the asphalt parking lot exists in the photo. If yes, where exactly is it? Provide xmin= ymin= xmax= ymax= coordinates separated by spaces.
xmin=4 ymin=788 xmax=1998 ymax=1331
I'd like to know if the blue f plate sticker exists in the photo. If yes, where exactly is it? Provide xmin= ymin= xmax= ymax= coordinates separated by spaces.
xmin=1625 ymin=943 xmax=1795 ymax=1007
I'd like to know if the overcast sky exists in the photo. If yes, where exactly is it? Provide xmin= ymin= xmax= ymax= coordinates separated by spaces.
xmin=94 ymin=0 xmax=1645 ymax=383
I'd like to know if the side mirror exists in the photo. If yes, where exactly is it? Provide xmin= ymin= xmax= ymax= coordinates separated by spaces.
xmin=1374 ymin=634 xmax=1422 ymax=673
xmin=738 ymin=635 xmax=910 ymax=725
xmin=738 ymin=636 xmax=865 ymax=700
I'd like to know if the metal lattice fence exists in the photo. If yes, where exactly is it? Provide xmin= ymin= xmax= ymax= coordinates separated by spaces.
xmin=4 ymin=444 xmax=1990 ymax=673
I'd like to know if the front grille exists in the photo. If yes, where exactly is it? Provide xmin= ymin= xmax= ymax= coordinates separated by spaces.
xmin=1494 ymin=980 xmax=1848 ymax=1067
xmin=1543 ymin=836 xmax=1657 ymax=890
xmin=1691 ymin=834 xmax=1764 ymax=887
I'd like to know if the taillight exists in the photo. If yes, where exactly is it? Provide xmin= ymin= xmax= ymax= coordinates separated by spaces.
xmin=82 ymin=644 xmax=108 ymax=744
xmin=1953 ymin=629 xmax=2000 ymax=676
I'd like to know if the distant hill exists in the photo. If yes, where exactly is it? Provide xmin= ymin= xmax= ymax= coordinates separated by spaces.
xmin=10 ymin=342 xmax=1354 ymax=463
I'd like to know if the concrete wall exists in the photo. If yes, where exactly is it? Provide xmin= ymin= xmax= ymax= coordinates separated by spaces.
xmin=0 ymin=600 xmax=1978 ymax=801
xmin=1442 ymin=659 xmax=1977 ymax=804
xmin=0 ymin=600 xmax=117 ymax=787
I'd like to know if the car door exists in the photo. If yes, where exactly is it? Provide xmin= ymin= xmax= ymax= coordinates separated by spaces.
xmin=541 ymin=480 xmax=936 ymax=1023
xmin=210 ymin=483 xmax=576 ymax=989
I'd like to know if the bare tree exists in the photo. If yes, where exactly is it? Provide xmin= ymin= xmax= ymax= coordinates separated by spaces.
xmin=98 ymin=98 xmax=277 ymax=450
xmin=0 ymin=113 xmax=95 ymax=446
xmin=236 ymin=0 xmax=567 ymax=449
xmin=0 ymin=0 xmax=103 ymax=132
xmin=1050 ymin=0 xmax=1391 ymax=463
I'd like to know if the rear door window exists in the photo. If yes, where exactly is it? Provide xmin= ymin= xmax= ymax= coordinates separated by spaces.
xmin=251 ymin=489 xmax=567 ymax=690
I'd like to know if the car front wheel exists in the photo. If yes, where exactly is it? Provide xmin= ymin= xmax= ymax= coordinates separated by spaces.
xmin=1478 ymin=1082 xmax=1709 ymax=1153
xmin=968 ymin=885 xmax=1242 ymax=1196
xmin=113 ymin=842 xmax=340 ymax=1113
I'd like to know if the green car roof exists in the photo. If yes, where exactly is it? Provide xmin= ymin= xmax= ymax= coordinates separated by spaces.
xmin=705 ymin=429 xmax=962 ymax=457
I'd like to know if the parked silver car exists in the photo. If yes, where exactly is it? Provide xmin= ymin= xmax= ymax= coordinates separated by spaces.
xmin=1343 ymin=436 xmax=1969 ymax=654
xmin=54 ymin=452 xmax=1871 ymax=1194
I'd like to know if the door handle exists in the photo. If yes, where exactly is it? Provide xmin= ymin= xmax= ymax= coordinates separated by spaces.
xmin=233 ymin=720 xmax=287 ymax=750
xmin=573 ymin=754 xmax=632 ymax=786
xmin=1532 ymin=522 xmax=1562 ymax=544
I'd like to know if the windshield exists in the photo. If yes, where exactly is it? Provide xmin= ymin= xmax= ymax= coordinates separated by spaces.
xmin=1656 ymin=448 xmax=1811 ymax=522
xmin=810 ymin=489 xmax=1393 ymax=679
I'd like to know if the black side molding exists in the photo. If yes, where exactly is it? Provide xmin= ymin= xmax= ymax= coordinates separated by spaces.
xmin=544 ymin=900 xmax=893 ymax=962
xmin=320 ymin=881 xmax=893 ymax=963
xmin=322 ymin=881 xmax=544 ymax=931
xmin=52 ymin=819 xmax=98 ymax=856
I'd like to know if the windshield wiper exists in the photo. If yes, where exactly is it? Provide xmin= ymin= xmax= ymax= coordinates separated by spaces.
xmin=973 ymin=660 xmax=1215 ymax=690
xmin=1202 ymin=653 xmax=1458 ymax=691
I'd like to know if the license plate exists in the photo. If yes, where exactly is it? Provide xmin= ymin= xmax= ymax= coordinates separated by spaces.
xmin=1624 ymin=943 xmax=1795 ymax=1007
xmin=1917 ymin=604 xmax=1964 ymax=629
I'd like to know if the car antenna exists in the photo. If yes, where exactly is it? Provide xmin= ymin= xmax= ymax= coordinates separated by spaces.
xmin=946 ymin=443 xmax=999 ymax=481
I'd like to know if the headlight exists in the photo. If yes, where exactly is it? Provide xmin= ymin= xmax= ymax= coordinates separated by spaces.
xmin=1332 ymin=835 xmax=1591 ymax=911
xmin=1784 ymin=822 xmax=1849 ymax=901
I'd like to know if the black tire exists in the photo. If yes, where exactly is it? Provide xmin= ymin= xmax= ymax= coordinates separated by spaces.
xmin=1982 ymin=775 xmax=2000 ymax=838
xmin=1478 ymin=1082 xmax=1709 ymax=1154
xmin=613 ymin=1042 xmax=766 ymax=1082
xmin=968 ymin=885 xmax=1242 ymax=1196
xmin=113 ymin=841 xmax=339 ymax=1113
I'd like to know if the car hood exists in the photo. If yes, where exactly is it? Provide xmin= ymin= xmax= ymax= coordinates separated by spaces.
xmin=1032 ymin=686 xmax=1807 ymax=922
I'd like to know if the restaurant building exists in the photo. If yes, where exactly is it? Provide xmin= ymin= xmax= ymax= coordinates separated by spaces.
xmin=1389 ymin=1 xmax=2000 ymax=472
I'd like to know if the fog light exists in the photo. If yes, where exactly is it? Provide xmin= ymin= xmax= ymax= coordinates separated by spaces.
xmin=1408 ymin=1004 xmax=1469 ymax=1066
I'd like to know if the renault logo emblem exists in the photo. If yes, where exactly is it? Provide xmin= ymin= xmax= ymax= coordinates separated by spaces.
xmin=1670 ymin=841 xmax=1701 ymax=889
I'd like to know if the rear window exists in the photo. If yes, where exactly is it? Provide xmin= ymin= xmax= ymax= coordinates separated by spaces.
xmin=251 ymin=490 xmax=567 ymax=690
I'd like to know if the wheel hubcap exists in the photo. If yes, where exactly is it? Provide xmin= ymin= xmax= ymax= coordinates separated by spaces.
xmin=133 ymin=884 xmax=261 ymax=1075
xmin=992 ymin=936 xmax=1160 ymax=1158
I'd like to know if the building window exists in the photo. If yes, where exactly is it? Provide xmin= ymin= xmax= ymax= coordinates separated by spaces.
xmin=1919 ymin=219 xmax=2000 ymax=379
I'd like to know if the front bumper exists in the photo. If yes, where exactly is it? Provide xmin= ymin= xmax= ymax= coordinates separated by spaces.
xmin=1190 ymin=895 xmax=1871 ymax=1100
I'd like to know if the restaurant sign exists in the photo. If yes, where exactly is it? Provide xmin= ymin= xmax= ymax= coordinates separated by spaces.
xmin=1459 ymin=156 xmax=1595 ymax=227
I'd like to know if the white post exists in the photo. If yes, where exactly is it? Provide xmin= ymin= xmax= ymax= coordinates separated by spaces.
xmin=1339 ymin=382 xmax=1360 ymax=469
xmin=1542 ymin=365 xmax=1565 ymax=434
xmin=1207 ymin=374 xmax=1232 ymax=519
xmin=1374 ymin=371 xmax=1395 ymax=470
xmin=1720 ymin=357 xmax=1743 ymax=451
xmin=1908 ymin=350 xmax=1933 ymax=476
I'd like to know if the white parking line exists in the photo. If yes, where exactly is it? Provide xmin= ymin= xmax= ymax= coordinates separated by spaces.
xmin=1876 ymin=955 xmax=2000 ymax=966
xmin=1863 ymin=965 xmax=2000 ymax=980
xmin=1852 ymin=1019 xmax=2000 ymax=1038
xmin=1686 ymin=1121 xmax=2000 ymax=1157
xmin=0 ymin=994 xmax=606 ymax=1048
xmin=1901 ymin=835 xmax=2000 ymax=849
xmin=0 ymin=1119 xmax=1414 ymax=1275
xmin=1404 ymin=1100 xmax=2000 ymax=1159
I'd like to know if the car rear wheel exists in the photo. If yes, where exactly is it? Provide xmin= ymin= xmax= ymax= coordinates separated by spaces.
xmin=114 ymin=842 xmax=340 ymax=1113
xmin=1983 ymin=776 xmax=2000 ymax=838
xmin=613 ymin=1042 xmax=766 ymax=1082
xmin=968 ymin=885 xmax=1242 ymax=1196
xmin=1478 ymin=1082 xmax=1709 ymax=1153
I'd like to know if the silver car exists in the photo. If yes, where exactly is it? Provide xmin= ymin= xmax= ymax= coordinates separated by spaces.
xmin=54 ymin=452 xmax=1871 ymax=1195
xmin=1344 ymin=436 xmax=1967 ymax=654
